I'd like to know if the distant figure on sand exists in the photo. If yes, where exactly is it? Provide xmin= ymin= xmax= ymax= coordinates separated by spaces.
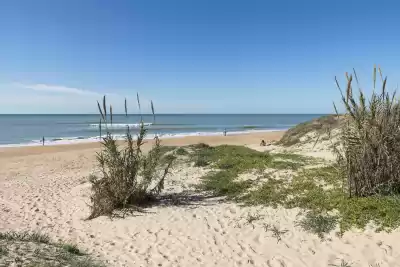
xmin=42 ymin=136 xmax=45 ymax=146
xmin=223 ymin=128 xmax=227 ymax=136
xmin=260 ymin=139 xmax=266 ymax=146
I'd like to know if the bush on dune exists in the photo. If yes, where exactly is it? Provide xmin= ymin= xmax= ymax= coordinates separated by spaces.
xmin=278 ymin=115 xmax=344 ymax=146
xmin=88 ymin=95 xmax=174 ymax=219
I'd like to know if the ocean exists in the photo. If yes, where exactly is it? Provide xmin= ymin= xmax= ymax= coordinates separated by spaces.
xmin=0 ymin=114 xmax=324 ymax=147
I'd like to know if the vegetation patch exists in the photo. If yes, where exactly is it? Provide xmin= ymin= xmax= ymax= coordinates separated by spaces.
xmin=158 ymin=146 xmax=176 ymax=156
xmin=333 ymin=67 xmax=400 ymax=198
xmin=189 ymin=144 xmax=312 ymax=172
xmin=62 ymin=244 xmax=84 ymax=256
xmin=198 ymin=170 xmax=252 ymax=197
xmin=0 ymin=231 xmax=50 ymax=244
xmin=0 ymin=246 xmax=8 ymax=257
xmin=246 ymin=165 xmax=400 ymax=233
xmin=194 ymin=155 xmax=210 ymax=167
xmin=175 ymin=147 xmax=189 ymax=156
xmin=298 ymin=211 xmax=338 ymax=239
xmin=0 ymin=231 xmax=103 ymax=267
xmin=278 ymin=115 xmax=345 ymax=146
xmin=193 ymin=67 xmax=400 ymax=236
xmin=89 ymin=95 xmax=174 ymax=219
xmin=189 ymin=142 xmax=400 ymax=234
xmin=189 ymin=144 xmax=313 ymax=202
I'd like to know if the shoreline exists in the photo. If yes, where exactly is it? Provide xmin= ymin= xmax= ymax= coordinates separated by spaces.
xmin=0 ymin=129 xmax=285 ymax=149
xmin=0 ymin=130 xmax=285 ymax=158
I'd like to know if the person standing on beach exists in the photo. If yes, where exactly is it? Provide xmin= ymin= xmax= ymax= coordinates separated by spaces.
xmin=223 ymin=128 xmax=227 ymax=136
xmin=42 ymin=136 xmax=45 ymax=146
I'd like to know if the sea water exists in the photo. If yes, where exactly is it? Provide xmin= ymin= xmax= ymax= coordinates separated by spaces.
xmin=0 ymin=114 xmax=324 ymax=147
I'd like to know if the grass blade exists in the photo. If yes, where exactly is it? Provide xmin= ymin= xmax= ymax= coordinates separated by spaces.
xmin=151 ymin=100 xmax=155 ymax=124
xmin=379 ymin=66 xmax=384 ymax=83
xmin=137 ymin=92 xmax=142 ymax=122
xmin=103 ymin=95 xmax=107 ymax=122
xmin=110 ymin=105 xmax=113 ymax=126
xmin=346 ymin=74 xmax=353 ymax=103
xmin=373 ymin=64 xmax=376 ymax=90
xmin=99 ymin=119 xmax=102 ymax=140
xmin=125 ymin=98 xmax=128 ymax=117
xmin=333 ymin=102 xmax=339 ymax=117
xmin=335 ymin=76 xmax=343 ymax=95
xmin=353 ymin=68 xmax=360 ymax=90
xmin=382 ymin=77 xmax=387 ymax=98
xmin=97 ymin=101 xmax=105 ymax=121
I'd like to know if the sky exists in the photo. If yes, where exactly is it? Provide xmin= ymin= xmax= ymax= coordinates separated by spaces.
xmin=1 ymin=0 xmax=400 ymax=114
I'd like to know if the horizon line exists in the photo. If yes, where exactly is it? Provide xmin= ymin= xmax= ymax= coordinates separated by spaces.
xmin=0 ymin=113 xmax=332 ymax=116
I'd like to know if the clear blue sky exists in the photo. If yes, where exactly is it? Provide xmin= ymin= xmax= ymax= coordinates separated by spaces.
xmin=0 ymin=0 xmax=399 ymax=114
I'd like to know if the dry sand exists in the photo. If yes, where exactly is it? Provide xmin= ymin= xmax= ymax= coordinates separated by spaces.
xmin=1 ymin=131 xmax=400 ymax=267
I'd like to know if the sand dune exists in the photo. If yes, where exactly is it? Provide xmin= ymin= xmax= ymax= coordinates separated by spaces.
xmin=1 ymin=131 xmax=400 ymax=267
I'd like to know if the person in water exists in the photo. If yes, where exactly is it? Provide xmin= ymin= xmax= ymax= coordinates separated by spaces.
xmin=223 ymin=128 xmax=227 ymax=136
xmin=260 ymin=139 xmax=266 ymax=146
xmin=42 ymin=136 xmax=45 ymax=146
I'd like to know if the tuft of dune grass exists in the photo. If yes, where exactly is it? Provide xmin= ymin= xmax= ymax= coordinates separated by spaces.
xmin=0 ymin=231 xmax=104 ymax=267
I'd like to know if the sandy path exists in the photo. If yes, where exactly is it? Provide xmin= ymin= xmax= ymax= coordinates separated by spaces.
xmin=1 ymin=132 xmax=400 ymax=266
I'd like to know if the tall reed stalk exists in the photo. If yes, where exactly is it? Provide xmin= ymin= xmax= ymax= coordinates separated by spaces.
xmin=333 ymin=66 xmax=400 ymax=197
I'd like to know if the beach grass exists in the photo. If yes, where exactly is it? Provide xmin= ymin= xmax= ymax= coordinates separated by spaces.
xmin=0 ymin=231 xmax=51 ymax=244
xmin=0 ymin=231 xmax=103 ymax=267
xmin=333 ymin=66 xmax=400 ymax=198
xmin=88 ymin=95 xmax=174 ymax=219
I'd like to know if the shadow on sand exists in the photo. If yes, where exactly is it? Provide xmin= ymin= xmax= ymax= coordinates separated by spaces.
xmin=108 ymin=190 xmax=222 ymax=219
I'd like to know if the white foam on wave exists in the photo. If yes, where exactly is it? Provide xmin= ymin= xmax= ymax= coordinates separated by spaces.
xmin=89 ymin=122 xmax=153 ymax=129
xmin=0 ymin=129 xmax=283 ymax=148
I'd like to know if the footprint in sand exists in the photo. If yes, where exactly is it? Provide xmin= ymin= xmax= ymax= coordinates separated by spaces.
xmin=378 ymin=242 xmax=393 ymax=256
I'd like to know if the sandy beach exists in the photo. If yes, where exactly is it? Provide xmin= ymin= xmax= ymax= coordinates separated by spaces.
xmin=0 ymin=131 xmax=283 ymax=158
xmin=1 ymin=130 xmax=400 ymax=267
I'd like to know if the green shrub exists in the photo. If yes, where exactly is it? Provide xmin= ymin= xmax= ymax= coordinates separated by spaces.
xmin=88 ymin=95 xmax=173 ymax=219
xmin=198 ymin=170 xmax=252 ymax=197
xmin=62 ymin=244 xmax=83 ymax=256
xmin=194 ymin=156 xmax=209 ymax=167
xmin=191 ymin=143 xmax=210 ymax=149
xmin=175 ymin=147 xmax=188 ymax=155
xmin=0 ymin=246 xmax=8 ymax=257
xmin=298 ymin=211 xmax=337 ymax=239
